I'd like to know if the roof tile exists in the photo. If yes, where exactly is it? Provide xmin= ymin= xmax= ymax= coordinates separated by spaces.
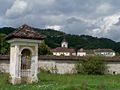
xmin=6 ymin=24 xmax=45 ymax=40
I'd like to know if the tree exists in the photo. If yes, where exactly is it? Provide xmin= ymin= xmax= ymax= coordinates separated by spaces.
xmin=0 ymin=34 xmax=10 ymax=55
xmin=76 ymin=56 xmax=106 ymax=75
xmin=38 ymin=41 xmax=52 ymax=55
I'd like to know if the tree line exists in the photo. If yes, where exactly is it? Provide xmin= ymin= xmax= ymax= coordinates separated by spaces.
xmin=0 ymin=27 xmax=120 ymax=55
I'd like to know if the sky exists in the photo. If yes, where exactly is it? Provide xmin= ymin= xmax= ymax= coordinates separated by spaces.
xmin=0 ymin=0 xmax=120 ymax=41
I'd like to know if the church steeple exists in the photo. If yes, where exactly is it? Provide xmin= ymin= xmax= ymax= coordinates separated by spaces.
xmin=61 ymin=39 xmax=68 ymax=48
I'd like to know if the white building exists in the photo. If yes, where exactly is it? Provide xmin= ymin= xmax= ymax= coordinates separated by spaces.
xmin=94 ymin=49 xmax=116 ymax=57
xmin=52 ymin=39 xmax=76 ymax=56
xmin=61 ymin=39 xmax=68 ymax=48
xmin=77 ymin=48 xmax=86 ymax=56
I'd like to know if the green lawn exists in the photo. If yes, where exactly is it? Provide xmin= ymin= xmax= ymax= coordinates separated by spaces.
xmin=0 ymin=72 xmax=120 ymax=90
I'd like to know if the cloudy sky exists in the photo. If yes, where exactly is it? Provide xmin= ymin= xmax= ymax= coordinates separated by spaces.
xmin=0 ymin=0 xmax=120 ymax=41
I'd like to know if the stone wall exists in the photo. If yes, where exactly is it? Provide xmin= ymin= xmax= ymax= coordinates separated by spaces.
xmin=1 ymin=55 xmax=120 ymax=74
xmin=38 ymin=60 xmax=76 ymax=74
xmin=107 ymin=62 xmax=120 ymax=74
xmin=0 ymin=60 xmax=9 ymax=73
xmin=0 ymin=60 xmax=76 ymax=74
xmin=38 ymin=60 xmax=120 ymax=75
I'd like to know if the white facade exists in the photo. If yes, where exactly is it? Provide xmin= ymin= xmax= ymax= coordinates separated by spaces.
xmin=77 ymin=52 xmax=86 ymax=56
xmin=53 ymin=52 xmax=70 ymax=56
xmin=95 ymin=52 xmax=115 ymax=57
xmin=52 ymin=39 xmax=76 ymax=56
xmin=8 ymin=39 xmax=41 ymax=84
xmin=72 ymin=53 xmax=76 ymax=56
xmin=53 ymin=52 xmax=76 ymax=56
xmin=61 ymin=41 xmax=68 ymax=48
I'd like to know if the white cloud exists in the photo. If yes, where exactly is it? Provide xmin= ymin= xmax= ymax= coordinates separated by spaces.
xmin=33 ymin=0 xmax=55 ymax=5
xmin=5 ymin=0 xmax=28 ymax=18
xmin=45 ymin=25 xmax=62 ymax=30
xmin=96 ymin=3 xmax=113 ymax=14
xmin=1 ymin=0 xmax=120 ymax=41
xmin=97 ymin=13 xmax=120 ymax=31
xmin=91 ymin=13 xmax=120 ymax=38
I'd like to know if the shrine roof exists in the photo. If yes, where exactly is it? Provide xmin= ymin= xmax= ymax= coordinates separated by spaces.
xmin=6 ymin=24 xmax=45 ymax=40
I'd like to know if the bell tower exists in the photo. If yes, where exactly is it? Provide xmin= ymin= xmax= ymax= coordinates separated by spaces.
xmin=61 ymin=39 xmax=68 ymax=48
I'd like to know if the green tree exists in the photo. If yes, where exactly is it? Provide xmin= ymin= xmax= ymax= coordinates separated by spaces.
xmin=76 ymin=56 xmax=106 ymax=75
xmin=0 ymin=34 xmax=10 ymax=55
xmin=38 ymin=41 xmax=52 ymax=55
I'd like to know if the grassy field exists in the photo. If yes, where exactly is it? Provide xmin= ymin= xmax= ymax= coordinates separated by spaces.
xmin=0 ymin=72 xmax=120 ymax=90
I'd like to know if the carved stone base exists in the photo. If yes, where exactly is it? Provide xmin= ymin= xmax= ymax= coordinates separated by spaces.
xmin=9 ymin=76 xmax=38 ymax=84
xmin=21 ymin=77 xmax=33 ymax=84
xmin=32 ymin=76 xmax=38 ymax=83
xmin=9 ymin=77 xmax=21 ymax=85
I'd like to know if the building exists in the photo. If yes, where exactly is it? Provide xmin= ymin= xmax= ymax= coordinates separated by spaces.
xmin=52 ymin=39 xmax=76 ymax=56
xmin=94 ymin=49 xmax=116 ymax=57
xmin=77 ymin=48 xmax=86 ymax=56
xmin=77 ymin=48 xmax=116 ymax=57
xmin=85 ymin=49 xmax=95 ymax=56
xmin=61 ymin=39 xmax=68 ymax=48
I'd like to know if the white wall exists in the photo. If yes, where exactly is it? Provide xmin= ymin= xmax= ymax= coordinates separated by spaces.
xmin=38 ymin=60 xmax=76 ymax=74
xmin=107 ymin=62 xmax=120 ymax=74
xmin=95 ymin=52 xmax=116 ymax=57
xmin=77 ymin=52 xmax=86 ymax=56
xmin=53 ymin=52 xmax=70 ymax=56
xmin=61 ymin=42 xmax=68 ymax=48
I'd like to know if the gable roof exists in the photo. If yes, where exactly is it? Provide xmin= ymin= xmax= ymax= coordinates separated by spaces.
xmin=52 ymin=47 xmax=75 ymax=53
xmin=78 ymin=48 xmax=86 ymax=52
xmin=94 ymin=49 xmax=115 ymax=52
xmin=78 ymin=48 xmax=94 ymax=54
xmin=6 ymin=24 xmax=45 ymax=40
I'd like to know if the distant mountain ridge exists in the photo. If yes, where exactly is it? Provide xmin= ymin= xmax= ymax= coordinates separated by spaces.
xmin=0 ymin=27 xmax=120 ymax=53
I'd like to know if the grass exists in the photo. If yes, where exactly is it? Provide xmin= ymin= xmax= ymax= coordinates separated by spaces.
xmin=0 ymin=72 xmax=120 ymax=90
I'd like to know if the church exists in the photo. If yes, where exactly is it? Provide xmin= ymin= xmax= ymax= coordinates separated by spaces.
xmin=52 ymin=39 xmax=76 ymax=56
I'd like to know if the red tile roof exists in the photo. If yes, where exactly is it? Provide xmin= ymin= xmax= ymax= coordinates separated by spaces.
xmin=78 ymin=48 xmax=115 ymax=54
xmin=94 ymin=49 xmax=114 ymax=52
xmin=6 ymin=24 xmax=45 ymax=40
xmin=78 ymin=49 xmax=94 ymax=54
xmin=52 ymin=47 xmax=76 ymax=53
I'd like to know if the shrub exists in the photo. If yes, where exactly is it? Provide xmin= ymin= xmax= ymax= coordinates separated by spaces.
xmin=76 ymin=56 xmax=106 ymax=75
xmin=38 ymin=41 xmax=52 ymax=55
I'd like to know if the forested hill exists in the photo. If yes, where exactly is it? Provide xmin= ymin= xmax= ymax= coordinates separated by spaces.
xmin=0 ymin=27 xmax=120 ymax=53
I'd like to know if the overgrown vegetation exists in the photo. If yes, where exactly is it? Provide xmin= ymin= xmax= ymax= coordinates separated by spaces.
xmin=76 ymin=56 xmax=106 ymax=75
xmin=1 ymin=72 xmax=120 ymax=90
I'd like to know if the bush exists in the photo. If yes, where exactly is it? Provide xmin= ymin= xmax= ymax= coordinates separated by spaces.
xmin=38 ymin=41 xmax=52 ymax=55
xmin=76 ymin=56 xmax=106 ymax=75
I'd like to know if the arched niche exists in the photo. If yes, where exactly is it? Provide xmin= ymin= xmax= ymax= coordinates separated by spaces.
xmin=20 ymin=47 xmax=34 ymax=77
xmin=21 ymin=49 xmax=31 ymax=70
